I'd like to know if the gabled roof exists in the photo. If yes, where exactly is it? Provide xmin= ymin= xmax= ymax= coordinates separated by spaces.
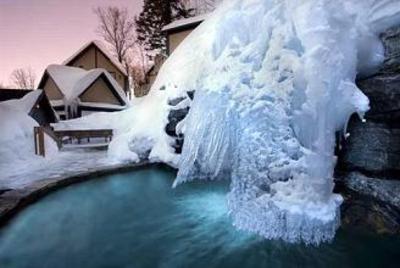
xmin=39 ymin=65 xmax=127 ymax=105
xmin=162 ymin=14 xmax=208 ymax=33
xmin=63 ymin=40 xmax=128 ymax=76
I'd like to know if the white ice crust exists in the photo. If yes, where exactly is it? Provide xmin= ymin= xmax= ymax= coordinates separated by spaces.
xmin=150 ymin=0 xmax=400 ymax=244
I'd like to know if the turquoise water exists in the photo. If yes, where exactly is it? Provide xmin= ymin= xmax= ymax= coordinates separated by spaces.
xmin=0 ymin=168 xmax=399 ymax=268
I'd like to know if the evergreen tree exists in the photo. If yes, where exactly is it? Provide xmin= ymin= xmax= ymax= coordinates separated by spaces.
xmin=135 ymin=0 xmax=194 ymax=55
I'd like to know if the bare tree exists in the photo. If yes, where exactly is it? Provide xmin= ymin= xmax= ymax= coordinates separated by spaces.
xmin=94 ymin=6 xmax=137 ymax=73
xmin=126 ymin=43 xmax=151 ymax=96
xmin=10 ymin=67 xmax=36 ymax=89
xmin=130 ymin=44 xmax=148 ymax=83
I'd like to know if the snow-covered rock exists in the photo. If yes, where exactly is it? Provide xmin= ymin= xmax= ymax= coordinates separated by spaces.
xmin=150 ymin=0 xmax=400 ymax=245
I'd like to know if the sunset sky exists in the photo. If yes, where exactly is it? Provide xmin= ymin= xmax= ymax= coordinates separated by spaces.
xmin=0 ymin=0 xmax=143 ymax=86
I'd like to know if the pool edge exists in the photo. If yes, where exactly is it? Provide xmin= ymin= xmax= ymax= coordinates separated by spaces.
xmin=0 ymin=161 xmax=176 ymax=228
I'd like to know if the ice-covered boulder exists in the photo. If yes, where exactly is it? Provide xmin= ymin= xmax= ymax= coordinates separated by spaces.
xmin=150 ymin=0 xmax=400 ymax=244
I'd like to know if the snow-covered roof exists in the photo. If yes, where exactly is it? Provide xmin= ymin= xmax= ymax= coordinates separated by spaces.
xmin=45 ymin=65 xmax=127 ymax=105
xmin=79 ymin=101 xmax=127 ymax=110
xmin=62 ymin=40 xmax=128 ymax=76
xmin=162 ymin=14 xmax=208 ymax=32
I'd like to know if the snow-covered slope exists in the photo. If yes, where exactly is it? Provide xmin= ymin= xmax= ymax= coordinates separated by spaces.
xmin=0 ymin=91 xmax=58 ymax=166
xmin=54 ymin=91 xmax=178 ymax=165
xmin=150 ymin=0 xmax=400 ymax=244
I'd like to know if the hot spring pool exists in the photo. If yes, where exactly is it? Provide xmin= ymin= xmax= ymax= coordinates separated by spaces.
xmin=0 ymin=168 xmax=399 ymax=268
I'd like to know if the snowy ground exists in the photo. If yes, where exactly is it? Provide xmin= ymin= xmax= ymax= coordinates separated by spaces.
xmin=0 ymin=150 xmax=119 ymax=190
xmin=54 ymin=89 xmax=180 ymax=166
xmin=0 ymin=88 xmax=178 ymax=191
xmin=0 ymin=91 xmax=140 ymax=191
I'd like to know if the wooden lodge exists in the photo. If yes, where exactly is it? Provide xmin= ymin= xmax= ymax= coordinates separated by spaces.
xmin=162 ymin=14 xmax=207 ymax=55
xmin=38 ymin=65 xmax=128 ymax=120
xmin=138 ymin=14 xmax=207 ymax=96
xmin=63 ymin=40 xmax=129 ymax=94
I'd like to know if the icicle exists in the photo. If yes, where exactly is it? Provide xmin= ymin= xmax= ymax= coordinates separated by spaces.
xmin=153 ymin=0 xmax=400 ymax=245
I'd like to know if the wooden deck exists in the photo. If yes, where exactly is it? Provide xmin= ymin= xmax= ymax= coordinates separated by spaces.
xmin=34 ymin=127 xmax=113 ymax=157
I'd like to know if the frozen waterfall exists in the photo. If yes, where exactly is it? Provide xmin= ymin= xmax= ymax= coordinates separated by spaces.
xmin=152 ymin=0 xmax=400 ymax=244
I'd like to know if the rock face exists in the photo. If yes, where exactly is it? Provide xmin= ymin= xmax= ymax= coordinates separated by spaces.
xmin=345 ymin=172 xmax=400 ymax=208
xmin=381 ymin=26 xmax=400 ymax=72
xmin=165 ymin=92 xmax=192 ymax=153
xmin=340 ymin=180 xmax=400 ymax=234
xmin=337 ymin=26 xmax=400 ymax=234
xmin=339 ymin=115 xmax=400 ymax=178
xmin=358 ymin=75 xmax=400 ymax=123
xmin=339 ymin=74 xmax=400 ymax=177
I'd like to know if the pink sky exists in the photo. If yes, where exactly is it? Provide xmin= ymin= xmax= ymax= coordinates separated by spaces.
xmin=0 ymin=0 xmax=143 ymax=86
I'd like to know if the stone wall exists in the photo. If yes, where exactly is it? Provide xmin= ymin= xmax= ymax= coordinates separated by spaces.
xmin=338 ymin=76 xmax=400 ymax=178
xmin=337 ymin=26 xmax=400 ymax=234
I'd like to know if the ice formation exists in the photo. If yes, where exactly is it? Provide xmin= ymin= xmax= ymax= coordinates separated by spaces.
xmin=149 ymin=0 xmax=400 ymax=244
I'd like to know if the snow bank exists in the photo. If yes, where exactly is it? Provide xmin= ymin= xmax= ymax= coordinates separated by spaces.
xmin=54 ymin=91 xmax=178 ymax=165
xmin=151 ymin=0 xmax=400 ymax=245
xmin=0 ymin=91 xmax=58 ymax=168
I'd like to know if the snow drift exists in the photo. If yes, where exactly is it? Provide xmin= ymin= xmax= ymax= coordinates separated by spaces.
xmin=149 ymin=0 xmax=400 ymax=244
xmin=0 ymin=91 xmax=58 ymax=165
xmin=54 ymin=92 xmax=178 ymax=165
